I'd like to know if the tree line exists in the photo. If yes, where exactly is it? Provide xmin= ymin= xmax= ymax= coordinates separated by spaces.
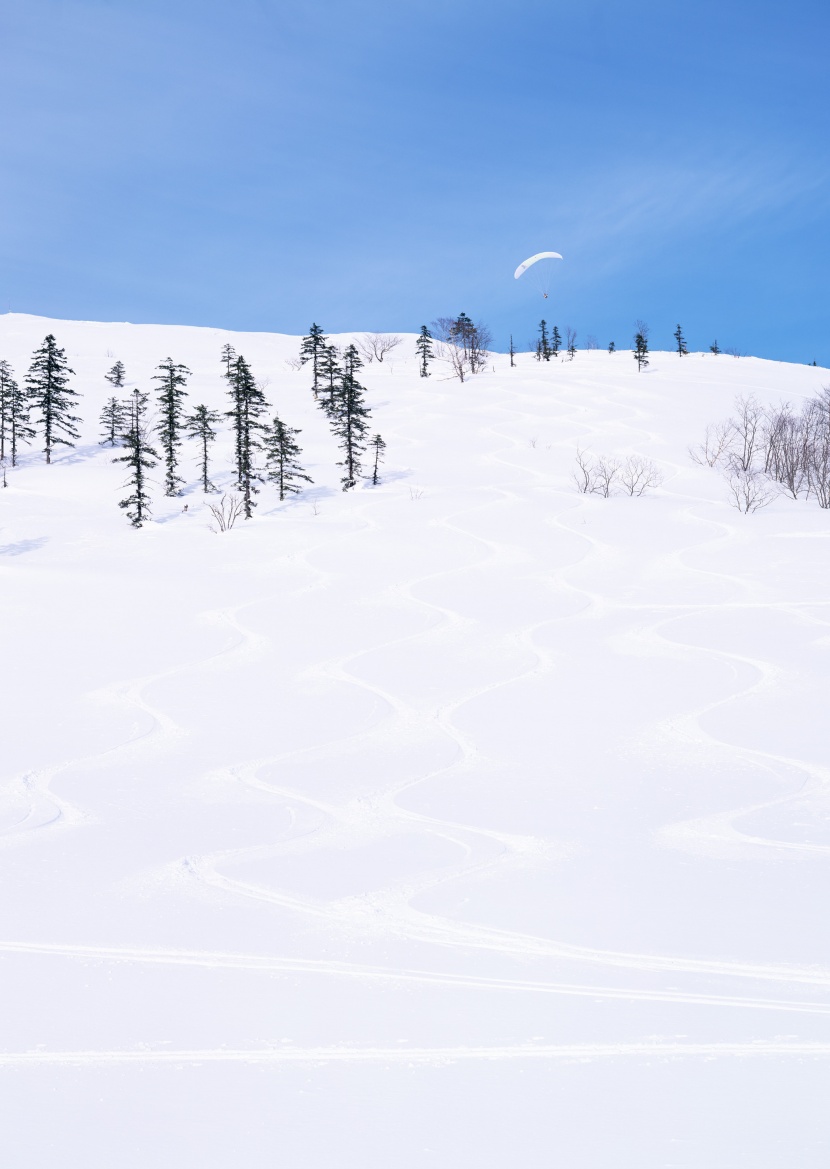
xmin=0 ymin=331 xmax=387 ymax=527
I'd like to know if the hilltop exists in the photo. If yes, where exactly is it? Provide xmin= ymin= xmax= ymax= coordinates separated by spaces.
xmin=1 ymin=313 xmax=829 ymax=1168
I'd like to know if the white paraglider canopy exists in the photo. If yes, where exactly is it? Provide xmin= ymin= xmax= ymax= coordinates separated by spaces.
xmin=513 ymin=251 xmax=563 ymax=280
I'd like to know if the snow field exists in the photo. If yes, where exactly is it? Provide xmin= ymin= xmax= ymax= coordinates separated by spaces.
xmin=1 ymin=314 xmax=830 ymax=1166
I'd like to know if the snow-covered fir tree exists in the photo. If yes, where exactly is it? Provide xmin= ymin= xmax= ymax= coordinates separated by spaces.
xmin=263 ymin=415 xmax=312 ymax=501
xmin=710 ymin=340 xmax=721 ymax=355
xmin=319 ymin=345 xmax=341 ymax=418
xmin=509 ymin=335 xmax=515 ymax=367
xmin=115 ymin=390 xmax=158 ymax=527
xmin=331 ymin=343 xmax=371 ymax=490
xmin=634 ymin=325 xmax=650 ymax=370
xmin=0 ymin=360 xmax=34 ymax=467
xmin=224 ymin=353 xmax=268 ymax=518
xmin=368 ymin=433 xmax=386 ymax=486
xmin=300 ymin=324 xmax=328 ymax=398
xmin=105 ymin=361 xmax=126 ymax=388
xmin=551 ymin=325 xmax=562 ymax=356
xmin=25 ymin=334 xmax=81 ymax=464
xmin=153 ymin=358 xmax=191 ymax=496
xmin=186 ymin=403 xmax=222 ymax=493
xmin=674 ymin=324 xmax=688 ymax=356
xmin=220 ymin=343 xmax=237 ymax=377
xmin=416 ymin=326 xmax=433 ymax=377
xmin=538 ymin=320 xmax=552 ymax=361
xmin=608 ymin=341 xmax=616 ymax=353
xmin=99 ymin=397 xmax=129 ymax=446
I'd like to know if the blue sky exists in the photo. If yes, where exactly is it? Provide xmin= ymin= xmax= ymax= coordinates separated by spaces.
xmin=2 ymin=0 xmax=828 ymax=360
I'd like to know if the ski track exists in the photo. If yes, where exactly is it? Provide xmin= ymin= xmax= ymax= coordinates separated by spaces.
xmin=2 ymin=1040 xmax=829 ymax=1068
xmin=4 ymin=362 xmax=830 ymax=1046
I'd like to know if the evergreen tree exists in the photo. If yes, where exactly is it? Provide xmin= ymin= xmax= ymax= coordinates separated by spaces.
xmin=225 ymin=353 xmax=268 ymax=518
xmin=220 ymin=344 xmax=237 ymax=377
xmin=115 ymin=390 xmax=158 ymax=527
xmin=331 ymin=344 xmax=371 ymax=490
xmin=709 ymin=340 xmax=721 ymax=355
xmin=416 ymin=326 xmax=433 ymax=377
xmin=538 ymin=320 xmax=552 ymax=361
xmin=317 ymin=345 xmax=341 ymax=418
xmin=368 ymin=434 xmax=386 ymax=486
xmin=186 ymin=403 xmax=222 ymax=493
xmin=673 ymin=324 xmax=688 ymax=356
xmin=0 ymin=360 xmax=34 ymax=466
xmin=99 ymin=397 xmax=128 ymax=446
xmin=263 ymin=415 xmax=312 ymax=501
xmin=105 ymin=360 xmax=126 ymax=388
xmin=25 ymin=334 xmax=81 ymax=464
xmin=608 ymin=341 xmax=616 ymax=353
xmin=551 ymin=325 xmax=562 ymax=356
xmin=300 ymin=324 xmax=328 ymax=398
xmin=566 ymin=328 xmax=578 ymax=360
xmin=633 ymin=326 xmax=650 ymax=370
xmin=509 ymin=335 xmax=515 ymax=368
xmin=153 ymin=358 xmax=191 ymax=496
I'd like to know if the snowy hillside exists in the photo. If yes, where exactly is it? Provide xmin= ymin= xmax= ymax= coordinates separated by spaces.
xmin=1 ymin=313 xmax=830 ymax=1167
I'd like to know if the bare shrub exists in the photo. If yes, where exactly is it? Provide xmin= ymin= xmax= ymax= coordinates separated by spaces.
xmin=728 ymin=394 xmax=765 ymax=473
xmin=357 ymin=333 xmax=402 ymax=364
xmin=764 ymin=403 xmax=809 ymax=497
xmin=207 ymin=493 xmax=245 ymax=532
xmin=689 ymin=421 xmax=736 ymax=467
xmin=592 ymin=455 xmax=620 ymax=497
xmin=725 ymin=469 xmax=776 ymax=514
xmin=619 ymin=455 xmax=663 ymax=496
xmin=573 ymin=448 xmax=597 ymax=494
xmin=285 ymin=358 xmax=303 ymax=371
xmin=585 ymin=335 xmax=599 ymax=350
xmin=565 ymin=326 xmax=577 ymax=359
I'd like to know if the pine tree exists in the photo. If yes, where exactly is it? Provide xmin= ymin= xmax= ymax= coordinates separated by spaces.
xmin=368 ymin=434 xmax=386 ymax=486
xmin=25 ymin=335 xmax=81 ymax=463
xmin=319 ymin=345 xmax=342 ymax=418
xmin=220 ymin=344 xmax=237 ymax=377
xmin=153 ymin=358 xmax=191 ymax=496
xmin=673 ymin=324 xmax=688 ymax=356
xmin=634 ymin=326 xmax=650 ymax=370
xmin=331 ymin=344 xmax=370 ymax=490
xmin=608 ymin=341 xmax=616 ymax=353
xmin=551 ymin=326 xmax=562 ymax=356
xmin=300 ymin=324 xmax=328 ymax=398
xmin=0 ymin=360 xmax=34 ymax=466
xmin=225 ymin=353 xmax=268 ymax=518
xmin=115 ymin=390 xmax=158 ymax=527
xmin=105 ymin=361 xmax=126 ymax=388
xmin=263 ymin=415 xmax=312 ymax=501
xmin=99 ymin=397 xmax=128 ymax=446
xmin=538 ymin=320 xmax=552 ymax=361
xmin=416 ymin=326 xmax=433 ymax=377
xmin=509 ymin=335 xmax=515 ymax=368
xmin=186 ymin=404 xmax=222 ymax=493
xmin=709 ymin=340 xmax=721 ymax=355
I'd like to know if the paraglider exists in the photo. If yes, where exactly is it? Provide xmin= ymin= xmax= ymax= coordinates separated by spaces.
xmin=514 ymin=251 xmax=563 ymax=298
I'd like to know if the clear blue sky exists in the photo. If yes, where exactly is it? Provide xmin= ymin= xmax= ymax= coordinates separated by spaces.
xmin=2 ymin=0 xmax=828 ymax=361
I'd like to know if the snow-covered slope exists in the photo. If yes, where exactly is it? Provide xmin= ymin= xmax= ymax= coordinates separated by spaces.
xmin=1 ymin=314 xmax=829 ymax=1167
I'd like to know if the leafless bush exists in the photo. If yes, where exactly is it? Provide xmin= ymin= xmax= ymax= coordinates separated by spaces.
xmin=585 ymin=335 xmax=599 ymax=350
xmin=764 ymin=403 xmax=809 ymax=497
xmin=207 ymin=493 xmax=245 ymax=532
xmin=728 ymin=394 xmax=765 ymax=473
xmin=573 ymin=448 xmax=596 ymax=493
xmin=572 ymin=449 xmax=621 ymax=496
xmin=619 ymin=455 xmax=664 ymax=496
xmin=725 ymin=469 xmax=776 ymax=514
xmin=285 ymin=357 xmax=303 ymax=371
xmin=565 ymin=326 xmax=577 ymax=359
xmin=689 ymin=421 xmax=737 ymax=467
xmin=357 ymin=333 xmax=402 ymax=363
xmin=409 ymin=486 xmax=425 ymax=500
xmin=592 ymin=456 xmax=620 ymax=497
xmin=723 ymin=346 xmax=744 ymax=358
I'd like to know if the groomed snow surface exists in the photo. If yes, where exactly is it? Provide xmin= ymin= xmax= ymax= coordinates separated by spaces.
xmin=1 ymin=314 xmax=829 ymax=1167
